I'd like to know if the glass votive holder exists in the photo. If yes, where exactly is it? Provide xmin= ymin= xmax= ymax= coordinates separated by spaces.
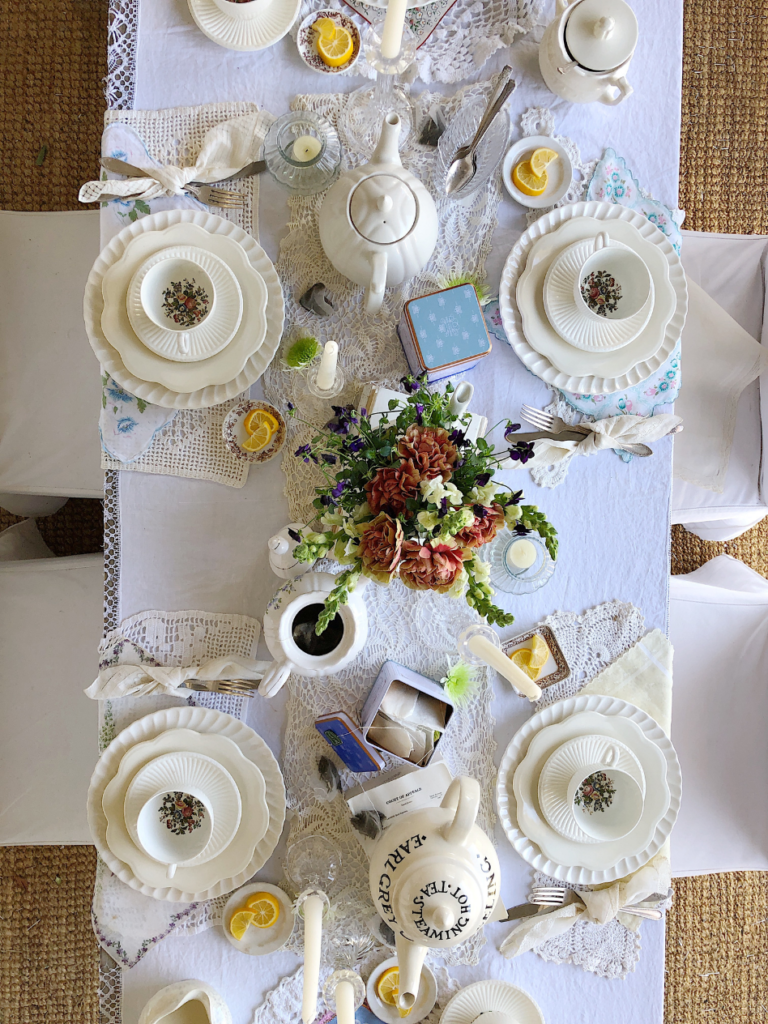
xmin=486 ymin=534 xmax=556 ymax=595
xmin=323 ymin=971 xmax=366 ymax=1015
xmin=264 ymin=111 xmax=342 ymax=196
xmin=305 ymin=361 xmax=346 ymax=400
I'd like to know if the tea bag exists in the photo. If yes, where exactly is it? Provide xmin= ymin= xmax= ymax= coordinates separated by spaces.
xmin=368 ymin=712 xmax=414 ymax=760
xmin=380 ymin=680 xmax=420 ymax=720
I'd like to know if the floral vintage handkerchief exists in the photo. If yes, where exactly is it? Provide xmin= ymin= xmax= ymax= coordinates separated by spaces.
xmin=99 ymin=374 xmax=176 ymax=463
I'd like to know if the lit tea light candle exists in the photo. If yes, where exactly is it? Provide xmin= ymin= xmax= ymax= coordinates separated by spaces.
xmin=301 ymin=893 xmax=324 ymax=1024
xmin=334 ymin=979 xmax=355 ymax=1024
xmin=293 ymin=135 xmax=322 ymax=162
xmin=506 ymin=538 xmax=537 ymax=570
xmin=316 ymin=340 xmax=339 ymax=391
xmin=381 ymin=0 xmax=408 ymax=59
xmin=467 ymin=633 xmax=542 ymax=702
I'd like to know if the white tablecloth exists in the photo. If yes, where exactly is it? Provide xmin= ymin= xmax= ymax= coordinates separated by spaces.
xmin=117 ymin=1 xmax=682 ymax=1021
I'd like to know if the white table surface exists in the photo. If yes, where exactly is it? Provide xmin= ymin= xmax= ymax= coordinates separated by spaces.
xmin=118 ymin=0 xmax=681 ymax=1020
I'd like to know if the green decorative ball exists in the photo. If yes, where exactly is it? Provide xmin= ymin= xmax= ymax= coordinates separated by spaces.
xmin=285 ymin=336 xmax=320 ymax=368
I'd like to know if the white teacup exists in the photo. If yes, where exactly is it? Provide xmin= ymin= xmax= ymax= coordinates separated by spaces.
xmin=136 ymin=789 xmax=214 ymax=879
xmin=568 ymin=766 xmax=644 ymax=842
xmin=577 ymin=231 xmax=652 ymax=323
xmin=473 ymin=1013 xmax=518 ymax=1024
xmin=211 ymin=0 xmax=276 ymax=19
xmin=140 ymin=252 xmax=215 ymax=334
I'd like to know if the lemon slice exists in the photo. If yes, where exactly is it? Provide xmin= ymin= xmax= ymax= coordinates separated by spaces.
xmin=229 ymin=910 xmax=257 ymax=941
xmin=312 ymin=17 xmax=337 ymax=40
xmin=510 ymin=648 xmax=543 ymax=681
xmin=512 ymin=160 xmax=548 ymax=197
xmin=242 ymin=424 xmax=273 ymax=453
xmin=317 ymin=25 xmax=354 ymax=67
xmin=243 ymin=408 xmax=279 ymax=436
xmin=530 ymin=147 xmax=559 ymax=177
xmin=244 ymin=892 xmax=280 ymax=928
xmin=529 ymin=633 xmax=550 ymax=669
xmin=376 ymin=966 xmax=400 ymax=1006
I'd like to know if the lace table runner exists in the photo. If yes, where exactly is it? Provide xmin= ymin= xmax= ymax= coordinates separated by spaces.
xmin=93 ymin=609 xmax=260 ymax=972
xmin=99 ymin=101 xmax=274 ymax=488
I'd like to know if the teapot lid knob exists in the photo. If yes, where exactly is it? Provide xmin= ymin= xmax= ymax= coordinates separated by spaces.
xmin=377 ymin=195 xmax=394 ymax=213
xmin=593 ymin=15 xmax=615 ymax=38
xmin=424 ymin=902 xmax=456 ymax=931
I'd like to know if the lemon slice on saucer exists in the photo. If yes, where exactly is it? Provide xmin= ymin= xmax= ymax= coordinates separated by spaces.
xmin=510 ymin=648 xmax=543 ymax=681
xmin=244 ymin=891 xmax=280 ymax=928
xmin=529 ymin=634 xmax=550 ymax=669
xmin=512 ymin=160 xmax=548 ymax=197
xmin=317 ymin=25 xmax=354 ymax=67
xmin=530 ymin=147 xmax=559 ymax=177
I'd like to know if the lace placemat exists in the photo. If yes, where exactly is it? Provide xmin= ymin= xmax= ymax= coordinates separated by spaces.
xmin=92 ymin=609 xmax=260 ymax=973
xmin=291 ymin=0 xmax=544 ymax=83
xmin=98 ymin=101 xmax=274 ymax=488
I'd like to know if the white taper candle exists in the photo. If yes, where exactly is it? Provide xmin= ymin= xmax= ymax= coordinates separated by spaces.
xmin=380 ymin=0 xmax=408 ymax=59
xmin=467 ymin=634 xmax=542 ymax=701
xmin=316 ymin=341 xmax=339 ymax=391
xmin=335 ymin=979 xmax=355 ymax=1024
xmin=301 ymin=894 xmax=324 ymax=1024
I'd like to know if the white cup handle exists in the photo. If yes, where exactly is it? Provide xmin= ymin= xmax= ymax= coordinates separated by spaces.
xmin=594 ymin=232 xmax=609 ymax=253
xmin=166 ymin=863 xmax=178 ymax=879
xmin=604 ymin=745 xmax=620 ymax=766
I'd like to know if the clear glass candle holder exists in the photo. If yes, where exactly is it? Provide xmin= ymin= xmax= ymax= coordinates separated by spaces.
xmin=264 ymin=111 xmax=342 ymax=196
xmin=486 ymin=533 xmax=556 ymax=595
xmin=305 ymin=361 xmax=346 ymax=400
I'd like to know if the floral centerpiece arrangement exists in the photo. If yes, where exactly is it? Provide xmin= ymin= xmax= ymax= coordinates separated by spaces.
xmin=288 ymin=376 xmax=558 ymax=634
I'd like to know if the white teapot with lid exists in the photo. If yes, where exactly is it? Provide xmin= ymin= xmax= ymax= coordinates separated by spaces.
xmin=368 ymin=777 xmax=500 ymax=1012
xmin=318 ymin=112 xmax=439 ymax=315
xmin=539 ymin=0 xmax=638 ymax=105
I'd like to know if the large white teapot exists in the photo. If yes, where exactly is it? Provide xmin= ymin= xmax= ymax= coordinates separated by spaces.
xmin=539 ymin=0 xmax=638 ymax=105
xmin=369 ymin=777 xmax=500 ymax=1012
xmin=318 ymin=112 xmax=438 ymax=316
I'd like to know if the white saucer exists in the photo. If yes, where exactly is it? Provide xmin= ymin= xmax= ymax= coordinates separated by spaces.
xmin=497 ymin=694 xmax=681 ymax=885
xmin=188 ymin=0 xmax=301 ymax=51
xmin=502 ymin=135 xmax=573 ymax=209
xmin=127 ymin=245 xmax=243 ymax=362
xmin=124 ymin=751 xmax=242 ymax=868
xmin=222 ymin=882 xmax=295 ymax=955
xmin=440 ymin=980 xmax=544 ymax=1024
xmin=498 ymin=200 xmax=688 ymax=395
xmin=85 ymin=210 xmax=284 ymax=410
xmin=102 ymin=223 xmax=268 ymax=392
xmin=89 ymin=709 xmax=285 ymax=902
xmin=366 ymin=958 xmax=436 ymax=1024
xmin=516 ymin=214 xmax=677 ymax=387
xmin=543 ymin=237 xmax=654 ymax=352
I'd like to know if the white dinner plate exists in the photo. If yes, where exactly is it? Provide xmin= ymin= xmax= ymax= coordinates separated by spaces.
xmin=102 ymin=728 xmax=270 ymax=893
xmin=88 ymin=708 xmax=285 ymax=902
xmin=100 ymin=223 xmax=268 ymax=392
xmin=498 ymin=200 xmax=687 ymax=394
xmin=496 ymin=693 xmax=682 ymax=885
xmin=84 ymin=209 xmax=284 ymax=409
xmin=512 ymin=710 xmax=670 ymax=871
xmin=187 ymin=0 xmax=302 ymax=52
xmin=516 ymin=215 xmax=676 ymax=381
xmin=440 ymin=980 xmax=544 ymax=1024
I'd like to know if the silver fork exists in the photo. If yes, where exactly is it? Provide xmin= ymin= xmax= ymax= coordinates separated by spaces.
xmin=178 ymin=678 xmax=259 ymax=698
xmin=520 ymin=405 xmax=655 ymax=457
xmin=183 ymin=183 xmax=245 ymax=209
xmin=530 ymin=886 xmax=663 ymax=920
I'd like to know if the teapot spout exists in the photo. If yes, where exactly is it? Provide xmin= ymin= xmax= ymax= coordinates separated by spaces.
xmin=394 ymin=932 xmax=427 ymax=1013
xmin=371 ymin=112 xmax=402 ymax=167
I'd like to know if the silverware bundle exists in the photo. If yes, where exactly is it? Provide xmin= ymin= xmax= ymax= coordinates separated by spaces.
xmin=505 ymin=885 xmax=665 ymax=922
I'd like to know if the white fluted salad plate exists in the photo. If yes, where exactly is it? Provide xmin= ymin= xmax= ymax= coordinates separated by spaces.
xmin=499 ymin=200 xmax=687 ymax=394
xmin=89 ymin=708 xmax=285 ymax=902
xmin=187 ymin=0 xmax=302 ymax=52
xmin=85 ymin=210 xmax=284 ymax=409
xmin=496 ymin=694 xmax=681 ymax=885
xmin=440 ymin=980 xmax=544 ymax=1024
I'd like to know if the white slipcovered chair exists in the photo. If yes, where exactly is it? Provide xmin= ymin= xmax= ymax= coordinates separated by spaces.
xmin=0 ymin=553 xmax=102 ymax=843
xmin=672 ymin=229 xmax=768 ymax=541
xmin=0 ymin=210 xmax=103 ymax=517
xmin=669 ymin=554 xmax=768 ymax=875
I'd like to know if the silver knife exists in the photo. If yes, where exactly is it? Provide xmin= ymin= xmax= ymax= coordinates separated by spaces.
xmin=507 ymin=429 xmax=589 ymax=444
xmin=100 ymin=156 xmax=266 ymax=184
xmin=504 ymin=902 xmax=558 ymax=922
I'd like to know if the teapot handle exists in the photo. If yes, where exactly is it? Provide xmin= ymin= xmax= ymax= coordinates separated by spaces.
xmin=556 ymin=0 xmax=578 ymax=14
xmin=365 ymin=252 xmax=388 ymax=315
xmin=598 ymin=76 xmax=633 ymax=106
xmin=440 ymin=777 xmax=481 ymax=847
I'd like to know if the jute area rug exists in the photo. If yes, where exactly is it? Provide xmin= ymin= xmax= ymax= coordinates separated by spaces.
xmin=2 ymin=0 xmax=768 ymax=1021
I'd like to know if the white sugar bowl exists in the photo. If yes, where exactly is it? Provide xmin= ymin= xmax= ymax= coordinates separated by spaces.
xmin=539 ymin=0 xmax=638 ymax=105
xmin=318 ymin=112 xmax=438 ymax=315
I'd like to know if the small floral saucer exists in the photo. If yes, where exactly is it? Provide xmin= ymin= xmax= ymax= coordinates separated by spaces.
xmin=296 ymin=9 xmax=361 ymax=75
xmin=222 ymin=399 xmax=286 ymax=463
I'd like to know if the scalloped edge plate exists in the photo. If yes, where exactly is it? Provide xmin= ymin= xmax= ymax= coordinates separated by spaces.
xmin=187 ymin=0 xmax=302 ymax=52
xmin=496 ymin=693 xmax=682 ymax=885
xmin=84 ymin=209 xmax=284 ymax=409
xmin=88 ymin=706 xmax=286 ymax=902
xmin=498 ymin=200 xmax=687 ymax=394
xmin=440 ymin=980 xmax=544 ymax=1024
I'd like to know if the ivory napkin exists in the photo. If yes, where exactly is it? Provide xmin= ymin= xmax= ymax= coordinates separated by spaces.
xmin=85 ymin=656 xmax=271 ymax=699
xmin=78 ymin=114 xmax=270 ymax=203
xmin=674 ymin=276 xmax=768 ymax=493
xmin=499 ymin=629 xmax=673 ymax=958
xmin=520 ymin=413 xmax=682 ymax=469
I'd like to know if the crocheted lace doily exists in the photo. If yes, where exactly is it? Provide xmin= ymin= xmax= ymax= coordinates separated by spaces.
xmin=92 ymin=609 xmax=259 ymax=971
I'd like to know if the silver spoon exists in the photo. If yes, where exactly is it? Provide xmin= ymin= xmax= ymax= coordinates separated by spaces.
xmin=444 ymin=66 xmax=517 ymax=196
